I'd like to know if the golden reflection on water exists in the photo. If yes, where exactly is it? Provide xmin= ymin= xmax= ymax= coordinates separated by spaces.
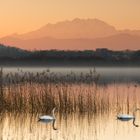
xmin=0 ymin=84 xmax=140 ymax=140
xmin=0 ymin=112 xmax=140 ymax=140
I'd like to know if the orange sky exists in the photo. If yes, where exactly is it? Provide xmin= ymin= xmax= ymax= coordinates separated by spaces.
xmin=0 ymin=0 xmax=140 ymax=37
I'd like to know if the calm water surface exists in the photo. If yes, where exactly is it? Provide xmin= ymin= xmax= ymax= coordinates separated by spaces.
xmin=1 ymin=67 xmax=140 ymax=140
xmin=1 ymin=111 xmax=140 ymax=140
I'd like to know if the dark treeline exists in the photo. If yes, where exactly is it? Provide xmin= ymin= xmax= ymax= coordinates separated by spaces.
xmin=0 ymin=44 xmax=29 ymax=58
xmin=0 ymin=44 xmax=140 ymax=66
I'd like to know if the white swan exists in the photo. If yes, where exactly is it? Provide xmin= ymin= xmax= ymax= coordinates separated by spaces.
xmin=117 ymin=108 xmax=140 ymax=127
xmin=38 ymin=107 xmax=57 ymax=130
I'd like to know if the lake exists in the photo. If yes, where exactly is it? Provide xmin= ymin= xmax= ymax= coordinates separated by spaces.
xmin=0 ymin=67 xmax=140 ymax=140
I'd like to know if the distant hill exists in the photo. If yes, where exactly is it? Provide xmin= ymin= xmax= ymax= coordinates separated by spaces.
xmin=0 ymin=18 xmax=140 ymax=50
xmin=1 ymin=34 xmax=140 ymax=50
xmin=120 ymin=29 xmax=140 ymax=36
xmin=93 ymin=33 xmax=140 ymax=50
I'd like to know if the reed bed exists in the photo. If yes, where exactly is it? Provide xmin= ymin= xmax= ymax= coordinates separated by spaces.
xmin=0 ymin=68 xmax=139 ymax=114
xmin=2 ymin=68 xmax=100 ymax=85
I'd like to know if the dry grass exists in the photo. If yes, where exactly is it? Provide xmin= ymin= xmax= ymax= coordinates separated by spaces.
xmin=0 ymin=68 xmax=139 ymax=114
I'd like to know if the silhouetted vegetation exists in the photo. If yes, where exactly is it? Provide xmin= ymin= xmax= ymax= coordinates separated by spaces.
xmin=0 ymin=44 xmax=30 ymax=58
xmin=0 ymin=44 xmax=140 ymax=66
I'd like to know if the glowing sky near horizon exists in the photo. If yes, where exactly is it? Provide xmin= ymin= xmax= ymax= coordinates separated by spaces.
xmin=0 ymin=0 xmax=140 ymax=37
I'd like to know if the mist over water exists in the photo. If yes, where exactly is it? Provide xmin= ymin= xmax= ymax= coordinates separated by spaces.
xmin=3 ymin=67 xmax=140 ymax=84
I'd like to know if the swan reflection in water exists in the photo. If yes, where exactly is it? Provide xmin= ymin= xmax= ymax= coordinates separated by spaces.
xmin=117 ymin=108 xmax=140 ymax=127
xmin=38 ymin=107 xmax=57 ymax=130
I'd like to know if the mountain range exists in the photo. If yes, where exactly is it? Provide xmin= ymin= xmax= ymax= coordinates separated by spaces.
xmin=0 ymin=18 xmax=140 ymax=50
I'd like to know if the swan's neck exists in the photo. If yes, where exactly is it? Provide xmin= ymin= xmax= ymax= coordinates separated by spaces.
xmin=133 ymin=118 xmax=139 ymax=127
xmin=132 ymin=109 xmax=140 ymax=127
xmin=52 ymin=108 xmax=56 ymax=119
xmin=52 ymin=120 xmax=57 ymax=130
